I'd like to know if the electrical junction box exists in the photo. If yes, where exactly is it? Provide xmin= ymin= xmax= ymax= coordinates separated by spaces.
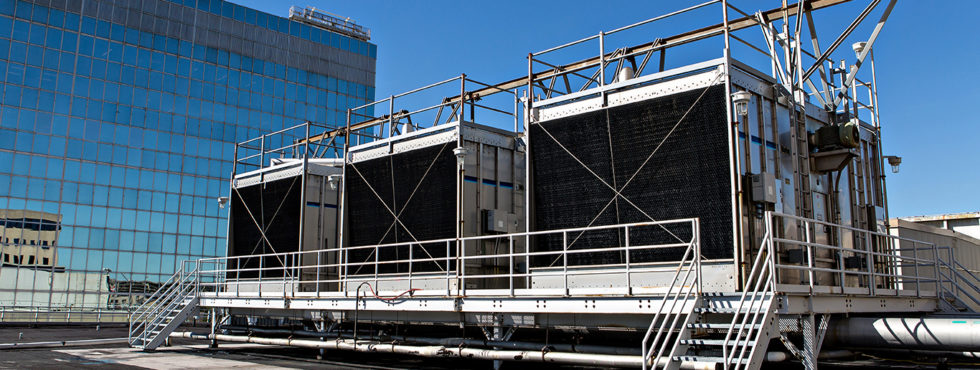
xmin=483 ymin=209 xmax=518 ymax=233
xmin=751 ymin=173 xmax=777 ymax=204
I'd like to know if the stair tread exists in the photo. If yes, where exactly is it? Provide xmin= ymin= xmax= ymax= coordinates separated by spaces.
xmin=680 ymin=338 xmax=755 ymax=346
xmin=672 ymin=355 xmax=749 ymax=364
xmin=694 ymin=307 xmax=767 ymax=313
xmin=687 ymin=323 xmax=761 ymax=329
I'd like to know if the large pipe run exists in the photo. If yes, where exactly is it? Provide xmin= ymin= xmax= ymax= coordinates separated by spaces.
xmin=828 ymin=316 xmax=980 ymax=352
xmin=218 ymin=325 xmax=640 ymax=356
xmin=171 ymin=332 xmax=717 ymax=369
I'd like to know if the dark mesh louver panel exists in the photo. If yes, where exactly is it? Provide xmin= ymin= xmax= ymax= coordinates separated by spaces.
xmin=346 ymin=143 xmax=456 ymax=274
xmin=229 ymin=176 xmax=302 ymax=278
xmin=530 ymin=85 xmax=731 ymax=266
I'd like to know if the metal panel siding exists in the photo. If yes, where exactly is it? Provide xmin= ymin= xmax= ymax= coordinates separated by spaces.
xmin=529 ymin=85 xmax=731 ymax=265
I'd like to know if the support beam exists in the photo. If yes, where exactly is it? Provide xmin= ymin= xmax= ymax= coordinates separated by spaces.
xmin=299 ymin=0 xmax=850 ymax=145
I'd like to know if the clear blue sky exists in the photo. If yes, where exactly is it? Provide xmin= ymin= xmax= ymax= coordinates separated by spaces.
xmin=231 ymin=0 xmax=979 ymax=218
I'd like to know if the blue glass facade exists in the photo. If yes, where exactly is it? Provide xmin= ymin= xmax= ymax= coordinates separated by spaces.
xmin=0 ymin=0 xmax=375 ymax=314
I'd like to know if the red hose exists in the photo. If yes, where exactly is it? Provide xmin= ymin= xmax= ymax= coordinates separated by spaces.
xmin=363 ymin=283 xmax=419 ymax=301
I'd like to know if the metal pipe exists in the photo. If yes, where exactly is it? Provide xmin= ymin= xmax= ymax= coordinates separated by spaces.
xmin=216 ymin=325 xmax=640 ymax=356
xmin=0 ymin=337 xmax=129 ymax=350
xmin=827 ymin=316 xmax=980 ymax=351
xmin=170 ymin=332 xmax=717 ymax=369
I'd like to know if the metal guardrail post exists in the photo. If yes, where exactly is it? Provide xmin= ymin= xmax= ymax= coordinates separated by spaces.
xmin=836 ymin=224 xmax=846 ymax=293
xmin=446 ymin=240 xmax=452 ymax=296
xmin=865 ymin=232 xmax=875 ymax=296
xmin=766 ymin=212 xmax=778 ymax=290
xmin=912 ymin=241 xmax=920 ymax=297
xmin=562 ymin=231 xmax=569 ymax=296
xmin=805 ymin=220 xmax=815 ymax=292
xmin=695 ymin=219 xmax=702 ymax=294
xmin=408 ymin=243 xmax=414 ymax=292
xmin=509 ymin=236 xmax=515 ymax=297
xmin=933 ymin=244 xmax=942 ymax=301
xmin=461 ymin=240 xmax=466 ymax=297
xmin=625 ymin=226 xmax=632 ymax=295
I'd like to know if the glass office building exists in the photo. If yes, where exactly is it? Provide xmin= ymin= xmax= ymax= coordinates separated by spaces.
xmin=0 ymin=0 xmax=376 ymax=320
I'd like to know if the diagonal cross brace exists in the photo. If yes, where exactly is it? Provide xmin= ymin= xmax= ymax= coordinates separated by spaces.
xmin=535 ymin=72 xmax=722 ymax=266
xmin=347 ymin=161 xmax=447 ymax=273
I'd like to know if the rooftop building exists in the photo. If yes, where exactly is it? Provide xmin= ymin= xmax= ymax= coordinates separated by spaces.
xmin=0 ymin=0 xmax=376 ymax=321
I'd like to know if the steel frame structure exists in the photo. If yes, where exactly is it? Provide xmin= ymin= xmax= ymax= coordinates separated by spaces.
xmin=125 ymin=2 xmax=980 ymax=369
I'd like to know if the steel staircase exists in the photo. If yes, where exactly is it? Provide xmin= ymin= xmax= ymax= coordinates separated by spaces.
xmin=642 ymin=223 xmax=777 ymax=370
xmin=129 ymin=264 xmax=200 ymax=350
xmin=937 ymin=256 xmax=980 ymax=313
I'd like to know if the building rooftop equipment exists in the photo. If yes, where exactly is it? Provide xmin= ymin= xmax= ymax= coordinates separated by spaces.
xmin=125 ymin=1 xmax=980 ymax=369
xmin=288 ymin=6 xmax=371 ymax=41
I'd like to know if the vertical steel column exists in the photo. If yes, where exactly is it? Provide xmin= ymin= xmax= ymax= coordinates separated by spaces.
xmin=456 ymin=75 xmax=466 ymax=297
xmin=340 ymin=109 xmax=351 ymax=296
xmin=209 ymin=308 xmax=218 ymax=348
xmin=525 ymin=56 xmax=534 ymax=290
xmin=721 ymin=0 xmax=743 ymax=287
xmin=598 ymin=31 xmax=605 ymax=87
xmin=388 ymin=96 xmax=395 ymax=138
xmin=224 ymin=144 xmax=239 ymax=283
xmin=297 ymin=124 xmax=310 ymax=297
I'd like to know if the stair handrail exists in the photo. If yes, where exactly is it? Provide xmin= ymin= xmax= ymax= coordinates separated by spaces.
xmin=131 ymin=269 xmax=185 ymax=327
xmin=141 ymin=280 xmax=198 ymax=343
xmin=641 ymin=220 xmax=701 ymax=370
xmin=128 ymin=263 xmax=200 ymax=346
xmin=130 ymin=265 xmax=184 ymax=324
xmin=722 ymin=211 xmax=776 ymax=369
xmin=129 ymin=265 xmax=186 ymax=343
xmin=135 ymin=266 xmax=200 ymax=347
xmin=937 ymin=259 xmax=980 ymax=310
xmin=145 ymin=265 xmax=199 ymax=326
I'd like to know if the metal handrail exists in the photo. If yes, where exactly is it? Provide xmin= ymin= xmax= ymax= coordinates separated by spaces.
xmin=937 ymin=259 xmax=980 ymax=309
xmin=640 ymin=233 xmax=701 ymax=370
xmin=130 ymin=265 xmax=183 ymax=320
xmin=767 ymin=212 xmax=941 ymax=296
xmin=128 ymin=264 xmax=200 ymax=346
xmin=193 ymin=219 xmax=700 ymax=299
xmin=722 ymin=213 xmax=775 ymax=370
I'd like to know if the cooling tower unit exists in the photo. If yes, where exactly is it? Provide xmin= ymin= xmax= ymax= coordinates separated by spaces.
xmin=228 ymin=158 xmax=341 ymax=292
xmin=344 ymin=121 xmax=525 ymax=290
xmin=527 ymin=66 xmax=735 ymax=290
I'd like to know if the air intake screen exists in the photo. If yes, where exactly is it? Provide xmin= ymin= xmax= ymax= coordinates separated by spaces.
xmin=346 ymin=142 xmax=457 ymax=274
xmin=228 ymin=176 xmax=302 ymax=278
xmin=529 ymin=85 xmax=731 ymax=266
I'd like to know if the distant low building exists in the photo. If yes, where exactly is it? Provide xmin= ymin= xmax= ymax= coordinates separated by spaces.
xmin=0 ymin=209 xmax=62 ymax=269
xmin=890 ymin=217 xmax=980 ymax=311
xmin=900 ymin=212 xmax=980 ymax=240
